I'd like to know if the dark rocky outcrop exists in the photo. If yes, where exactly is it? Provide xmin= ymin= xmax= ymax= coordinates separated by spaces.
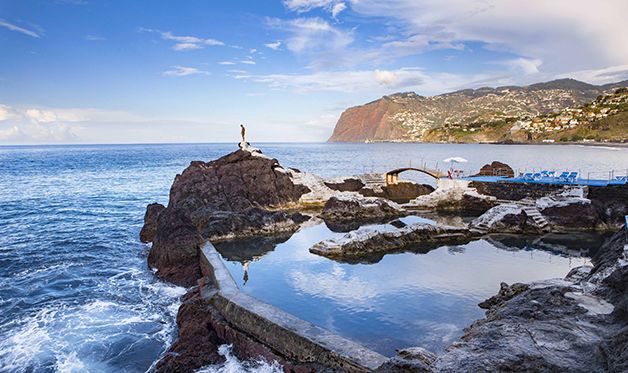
xmin=168 ymin=150 xmax=309 ymax=215
xmin=470 ymin=204 xmax=537 ymax=234
xmin=148 ymin=207 xmax=203 ymax=287
xmin=375 ymin=347 xmax=436 ymax=373
xmin=408 ymin=187 xmax=496 ymax=214
xmin=321 ymin=196 xmax=406 ymax=222
xmin=139 ymin=202 xmax=165 ymax=243
xmin=475 ymin=161 xmax=514 ymax=178
xmin=324 ymin=177 xmax=365 ymax=192
xmin=311 ymin=222 xmax=475 ymax=262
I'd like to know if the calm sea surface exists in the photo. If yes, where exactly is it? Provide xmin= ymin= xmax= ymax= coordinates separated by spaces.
xmin=0 ymin=143 xmax=626 ymax=371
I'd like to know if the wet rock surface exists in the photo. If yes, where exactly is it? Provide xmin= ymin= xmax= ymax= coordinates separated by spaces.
xmin=139 ymin=202 xmax=165 ymax=243
xmin=148 ymin=207 xmax=203 ymax=287
xmin=469 ymin=204 xmax=531 ymax=233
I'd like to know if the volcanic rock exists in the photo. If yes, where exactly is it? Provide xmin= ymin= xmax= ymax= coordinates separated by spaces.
xmin=320 ymin=195 xmax=406 ymax=222
xmin=148 ymin=207 xmax=203 ymax=287
xmin=324 ymin=177 xmax=365 ymax=192
xmin=310 ymin=222 xmax=474 ymax=262
xmin=475 ymin=161 xmax=515 ymax=178
xmin=536 ymin=187 xmax=607 ymax=231
xmin=168 ymin=149 xmax=310 ymax=215
xmin=139 ymin=202 xmax=165 ymax=243
xmin=407 ymin=186 xmax=496 ymax=214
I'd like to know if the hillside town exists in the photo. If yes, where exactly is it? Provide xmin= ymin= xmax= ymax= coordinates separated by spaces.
xmin=513 ymin=88 xmax=628 ymax=136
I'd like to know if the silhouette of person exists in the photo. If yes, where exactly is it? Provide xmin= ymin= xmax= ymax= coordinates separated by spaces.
xmin=240 ymin=124 xmax=246 ymax=142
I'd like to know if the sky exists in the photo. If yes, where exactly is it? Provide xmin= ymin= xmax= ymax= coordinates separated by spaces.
xmin=1 ymin=0 xmax=627 ymax=144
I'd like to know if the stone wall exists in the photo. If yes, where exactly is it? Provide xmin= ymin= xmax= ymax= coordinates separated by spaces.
xmin=469 ymin=180 xmax=563 ymax=200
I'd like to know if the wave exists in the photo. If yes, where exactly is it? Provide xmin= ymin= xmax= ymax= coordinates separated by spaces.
xmin=195 ymin=345 xmax=283 ymax=373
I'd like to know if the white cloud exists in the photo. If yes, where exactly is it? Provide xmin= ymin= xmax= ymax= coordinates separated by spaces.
xmin=557 ymin=64 xmax=628 ymax=85
xmin=162 ymin=66 xmax=210 ymax=77
xmin=497 ymin=58 xmax=544 ymax=75
xmin=283 ymin=0 xmax=347 ymax=18
xmin=233 ymin=67 xmax=483 ymax=94
xmin=268 ymin=17 xmax=354 ymax=69
xmin=331 ymin=2 xmax=346 ymax=18
xmin=347 ymin=0 xmax=628 ymax=73
xmin=240 ymin=60 xmax=256 ymax=65
xmin=172 ymin=42 xmax=202 ymax=51
xmin=218 ymin=61 xmax=236 ymax=65
xmin=84 ymin=34 xmax=105 ymax=41
xmin=265 ymin=41 xmax=282 ymax=50
xmin=139 ymin=28 xmax=224 ymax=51
xmin=0 ymin=19 xmax=41 ymax=38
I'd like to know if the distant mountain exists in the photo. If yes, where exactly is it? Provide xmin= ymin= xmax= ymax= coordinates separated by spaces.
xmin=328 ymin=79 xmax=628 ymax=143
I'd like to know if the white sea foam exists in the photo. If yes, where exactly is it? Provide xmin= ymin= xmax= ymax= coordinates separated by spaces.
xmin=196 ymin=345 xmax=283 ymax=373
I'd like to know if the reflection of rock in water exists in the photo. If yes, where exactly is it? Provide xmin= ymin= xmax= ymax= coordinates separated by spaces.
xmin=214 ymin=233 xmax=293 ymax=263
xmin=485 ymin=233 xmax=609 ymax=257
xmin=215 ymin=233 xmax=294 ymax=285
xmin=447 ymin=245 xmax=466 ymax=255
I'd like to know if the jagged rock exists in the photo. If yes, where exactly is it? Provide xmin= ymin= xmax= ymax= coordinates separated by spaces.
xmin=310 ymin=222 xmax=474 ymax=262
xmin=469 ymin=204 xmax=530 ymax=233
xmin=148 ymin=207 xmax=203 ymax=287
xmin=155 ymin=288 xmax=223 ymax=372
xmin=536 ymin=188 xmax=607 ymax=231
xmin=194 ymin=207 xmax=309 ymax=241
xmin=168 ymin=149 xmax=310 ymax=215
xmin=320 ymin=195 xmax=406 ymax=222
xmin=324 ymin=177 xmax=365 ymax=192
xmin=139 ymin=202 xmax=165 ymax=243
xmin=363 ymin=181 xmax=435 ymax=202
xmin=475 ymin=161 xmax=515 ymax=178
xmin=376 ymin=347 xmax=436 ymax=373
xmin=407 ymin=187 xmax=496 ymax=214
xmin=478 ymin=282 xmax=530 ymax=309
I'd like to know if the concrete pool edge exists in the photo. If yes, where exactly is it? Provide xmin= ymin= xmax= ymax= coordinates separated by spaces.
xmin=198 ymin=241 xmax=388 ymax=372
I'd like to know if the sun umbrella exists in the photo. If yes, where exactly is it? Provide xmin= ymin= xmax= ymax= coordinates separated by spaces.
xmin=443 ymin=157 xmax=468 ymax=163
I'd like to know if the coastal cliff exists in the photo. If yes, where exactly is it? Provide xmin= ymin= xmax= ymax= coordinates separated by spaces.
xmin=328 ymin=79 xmax=628 ymax=143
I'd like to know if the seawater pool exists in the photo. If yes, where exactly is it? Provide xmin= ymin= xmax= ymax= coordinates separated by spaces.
xmin=216 ymin=215 xmax=605 ymax=357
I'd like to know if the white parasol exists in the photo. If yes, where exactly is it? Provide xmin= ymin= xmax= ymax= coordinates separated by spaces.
xmin=442 ymin=157 xmax=468 ymax=163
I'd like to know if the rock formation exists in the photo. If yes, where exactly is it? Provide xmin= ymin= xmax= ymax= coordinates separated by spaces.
xmin=407 ymin=185 xmax=496 ymax=214
xmin=139 ymin=202 xmax=165 ymax=243
xmin=321 ymin=195 xmax=406 ymax=223
xmin=475 ymin=161 xmax=514 ymax=178
xmin=310 ymin=222 xmax=475 ymax=263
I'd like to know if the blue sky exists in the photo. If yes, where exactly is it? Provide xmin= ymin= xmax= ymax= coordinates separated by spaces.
xmin=1 ymin=0 xmax=627 ymax=144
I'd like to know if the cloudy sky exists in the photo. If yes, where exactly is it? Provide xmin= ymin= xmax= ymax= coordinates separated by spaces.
xmin=1 ymin=0 xmax=627 ymax=144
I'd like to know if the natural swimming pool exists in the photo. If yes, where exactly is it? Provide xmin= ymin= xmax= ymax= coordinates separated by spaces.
xmin=215 ymin=214 xmax=605 ymax=357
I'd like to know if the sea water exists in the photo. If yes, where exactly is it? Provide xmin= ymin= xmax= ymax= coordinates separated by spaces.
xmin=0 ymin=143 xmax=626 ymax=371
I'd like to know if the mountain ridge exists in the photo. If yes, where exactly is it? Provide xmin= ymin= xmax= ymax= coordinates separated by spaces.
xmin=328 ymin=78 xmax=628 ymax=143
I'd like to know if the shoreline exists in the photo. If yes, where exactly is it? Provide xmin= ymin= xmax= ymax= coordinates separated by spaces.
xmin=328 ymin=140 xmax=628 ymax=148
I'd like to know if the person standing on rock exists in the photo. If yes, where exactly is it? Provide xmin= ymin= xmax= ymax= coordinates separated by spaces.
xmin=240 ymin=124 xmax=246 ymax=143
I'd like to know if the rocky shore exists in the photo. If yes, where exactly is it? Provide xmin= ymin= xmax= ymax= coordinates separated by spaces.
xmin=140 ymin=145 xmax=628 ymax=372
